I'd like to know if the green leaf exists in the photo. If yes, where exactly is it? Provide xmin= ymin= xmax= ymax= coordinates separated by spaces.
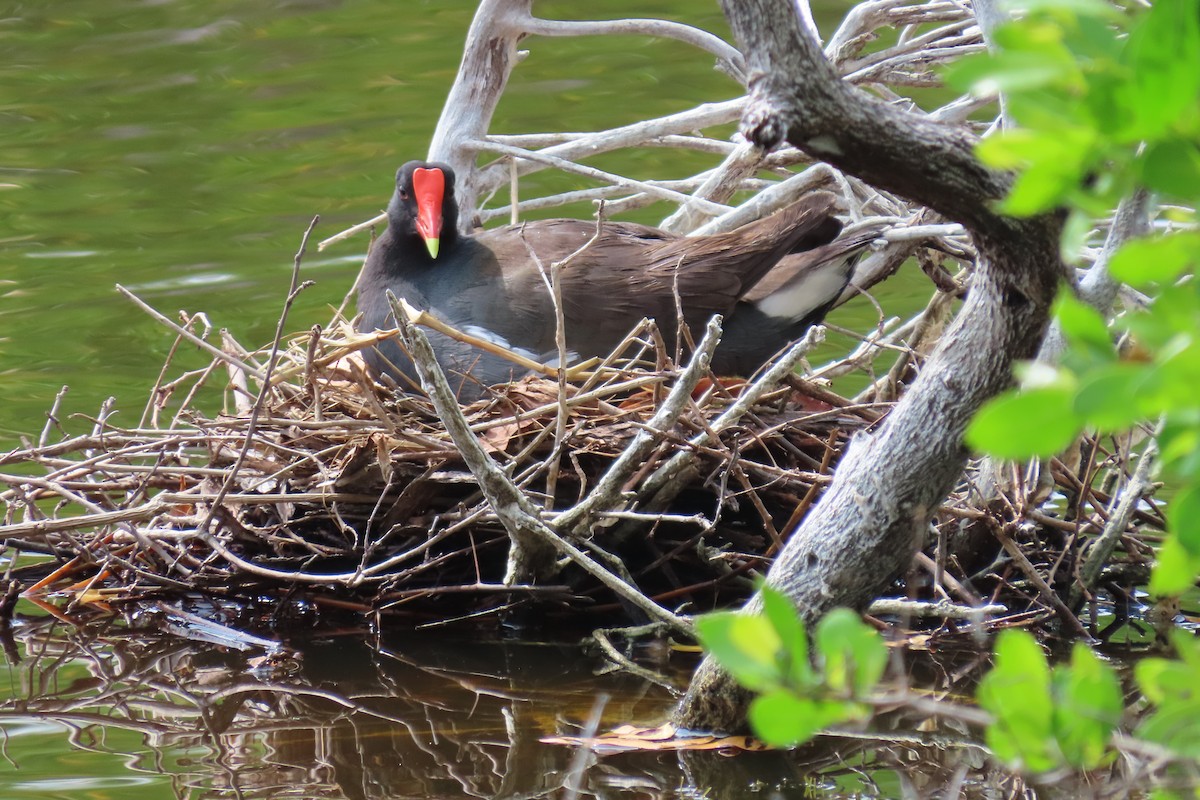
xmin=1063 ymin=10 xmax=1126 ymax=58
xmin=977 ymin=127 xmax=1081 ymax=168
xmin=1171 ymin=629 xmax=1200 ymax=672
xmin=814 ymin=609 xmax=888 ymax=697
xmin=967 ymin=386 xmax=1082 ymax=458
xmin=1012 ymin=0 xmax=1124 ymax=19
xmin=1159 ymin=412 xmax=1200 ymax=480
xmin=1060 ymin=208 xmax=1096 ymax=263
xmin=977 ymin=127 xmax=1097 ymax=215
xmin=1052 ymin=644 xmax=1122 ymax=767
xmin=1081 ymin=70 xmax=1133 ymax=137
xmin=1136 ymin=657 xmax=1197 ymax=706
xmin=1108 ymin=233 xmax=1200 ymax=286
xmin=1137 ymin=702 xmax=1200 ymax=759
xmin=1005 ymin=86 xmax=1090 ymax=130
xmin=695 ymin=611 xmax=784 ymax=691
xmin=1119 ymin=0 xmax=1200 ymax=139
xmin=1149 ymin=789 xmax=1187 ymax=800
xmin=1167 ymin=486 xmax=1200 ymax=557
xmin=967 ymin=49 xmax=1081 ymax=95
xmin=760 ymin=586 xmax=817 ymax=690
xmin=1121 ymin=283 xmax=1200 ymax=356
xmin=978 ymin=630 xmax=1058 ymax=771
xmin=1152 ymin=335 xmax=1200 ymax=412
xmin=1055 ymin=291 xmax=1115 ymax=358
xmin=1002 ymin=160 xmax=1088 ymax=215
xmin=1073 ymin=362 xmax=1150 ymax=431
xmin=1141 ymin=140 xmax=1200 ymax=201
xmin=748 ymin=690 xmax=854 ymax=747
xmin=942 ymin=51 xmax=996 ymax=95
xmin=1149 ymin=535 xmax=1200 ymax=597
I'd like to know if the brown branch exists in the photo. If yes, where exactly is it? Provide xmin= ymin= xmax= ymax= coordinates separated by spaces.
xmin=198 ymin=217 xmax=318 ymax=535
xmin=388 ymin=292 xmax=692 ymax=635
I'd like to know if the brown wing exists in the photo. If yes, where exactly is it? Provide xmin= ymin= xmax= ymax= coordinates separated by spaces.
xmin=555 ymin=191 xmax=843 ymax=329
xmin=477 ymin=193 xmax=842 ymax=355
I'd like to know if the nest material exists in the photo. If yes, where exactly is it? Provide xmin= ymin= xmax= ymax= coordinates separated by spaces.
xmin=0 ymin=297 xmax=882 ymax=627
xmin=0 ymin=289 xmax=1167 ymax=639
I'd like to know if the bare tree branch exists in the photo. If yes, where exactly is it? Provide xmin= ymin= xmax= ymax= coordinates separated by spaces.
xmin=673 ymin=0 xmax=1065 ymax=732
xmin=519 ymin=15 xmax=744 ymax=78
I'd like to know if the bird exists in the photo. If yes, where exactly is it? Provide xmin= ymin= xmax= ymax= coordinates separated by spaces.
xmin=357 ymin=160 xmax=878 ymax=400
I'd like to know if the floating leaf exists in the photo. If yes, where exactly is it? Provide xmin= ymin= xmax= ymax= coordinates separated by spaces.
xmin=541 ymin=723 xmax=770 ymax=752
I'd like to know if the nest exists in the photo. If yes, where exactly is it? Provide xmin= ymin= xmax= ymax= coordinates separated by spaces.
xmin=0 ymin=271 xmax=1165 ymax=642
xmin=0 ymin=282 xmax=885 ymax=630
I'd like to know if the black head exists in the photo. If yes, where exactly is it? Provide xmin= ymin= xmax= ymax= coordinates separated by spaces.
xmin=387 ymin=160 xmax=460 ymax=259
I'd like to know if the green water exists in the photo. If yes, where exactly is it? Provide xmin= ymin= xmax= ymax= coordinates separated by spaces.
xmin=0 ymin=0 xmax=768 ymax=440
xmin=0 ymin=0 xmax=920 ymax=441
xmin=0 ymin=1 xmax=940 ymax=797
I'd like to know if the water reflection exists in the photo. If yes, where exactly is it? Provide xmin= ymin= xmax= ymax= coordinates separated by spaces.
xmin=0 ymin=605 xmax=1058 ymax=799
xmin=0 ymin=608 xmax=676 ymax=798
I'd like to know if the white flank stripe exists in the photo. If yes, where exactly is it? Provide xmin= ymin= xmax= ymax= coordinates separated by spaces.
xmin=755 ymin=261 xmax=850 ymax=321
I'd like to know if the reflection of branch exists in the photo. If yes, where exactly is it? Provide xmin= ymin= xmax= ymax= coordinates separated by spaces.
xmin=0 ymin=710 xmax=175 ymax=738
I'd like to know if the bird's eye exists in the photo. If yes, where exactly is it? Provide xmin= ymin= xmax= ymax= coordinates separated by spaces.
xmin=398 ymin=189 xmax=410 ymax=201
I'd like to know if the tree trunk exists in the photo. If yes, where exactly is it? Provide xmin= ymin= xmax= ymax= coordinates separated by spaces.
xmin=427 ymin=0 xmax=531 ymax=226
xmin=674 ymin=0 xmax=1065 ymax=732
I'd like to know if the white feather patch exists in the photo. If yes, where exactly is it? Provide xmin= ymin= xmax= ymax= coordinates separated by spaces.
xmin=542 ymin=351 xmax=581 ymax=368
xmin=462 ymin=325 xmax=542 ymax=361
xmin=755 ymin=262 xmax=850 ymax=321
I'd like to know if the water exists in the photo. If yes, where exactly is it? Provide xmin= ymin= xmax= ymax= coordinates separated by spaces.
xmin=1 ymin=608 xmax=957 ymax=799
xmin=3 ymin=1 xmax=465 ymax=436
xmin=0 ymin=1 xmax=942 ymax=796
xmin=0 ymin=0 xmax=922 ymax=440
xmin=0 ymin=0 xmax=761 ymax=439
xmin=0 ymin=610 xmax=667 ymax=799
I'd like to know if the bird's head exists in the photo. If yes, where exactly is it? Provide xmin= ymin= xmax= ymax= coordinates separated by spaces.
xmin=389 ymin=161 xmax=458 ymax=260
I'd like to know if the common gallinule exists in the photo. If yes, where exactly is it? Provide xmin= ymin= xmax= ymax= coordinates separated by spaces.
xmin=358 ymin=160 xmax=874 ymax=399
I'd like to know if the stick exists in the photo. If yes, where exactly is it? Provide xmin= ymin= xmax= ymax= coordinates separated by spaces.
xmin=198 ymin=217 xmax=318 ymax=535
xmin=389 ymin=292 xmax=692 ymax=635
